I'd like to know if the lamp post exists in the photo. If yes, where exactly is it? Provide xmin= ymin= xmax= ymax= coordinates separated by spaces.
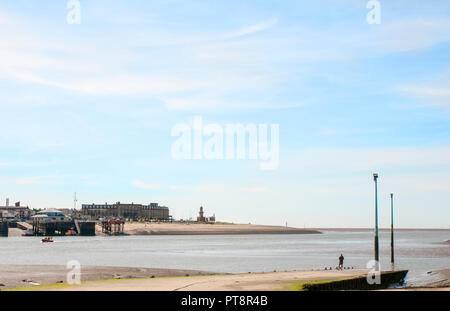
xmin=373 ymin=173 xmax=379 ymax=267
xmin=390 ymin=193 xmax=394 ymax=264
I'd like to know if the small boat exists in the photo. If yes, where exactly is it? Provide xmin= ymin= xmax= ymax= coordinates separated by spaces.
xmin=22 ymin=229 xmax=34 ymax=236
xmin=41 ymin=237 xmax=54 ymax=243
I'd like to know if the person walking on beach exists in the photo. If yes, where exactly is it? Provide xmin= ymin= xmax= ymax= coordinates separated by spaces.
xmin=338 ymin=254 xmax=344 ymax=270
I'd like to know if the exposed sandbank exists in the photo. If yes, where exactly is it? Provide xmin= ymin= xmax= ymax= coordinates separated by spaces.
xmin=95 ymin=222 xmax=321 ymax=236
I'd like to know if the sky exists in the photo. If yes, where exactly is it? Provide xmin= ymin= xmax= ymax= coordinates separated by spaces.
xmin=0 ymin=0 xmax=449 ymax=228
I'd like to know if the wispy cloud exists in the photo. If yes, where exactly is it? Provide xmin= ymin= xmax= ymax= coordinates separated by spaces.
xmin=284 ymin=146 xmax=450 ymax=175
xmin=402 ymin=87 xmax=450 ymax=97
xmin=16 ymin=176 xmax=56 ymax=185
xmin=0 ymin=175 xmax=60 ymax=185
xmin=229 ymin=17 xmax=278 ymax=38
xmin=398 ymin=83 xmax=450 ymax=109
xmin=168 ymin=185 xmax=185 ymax=190
xmin=373 ymin=17 xmax=450 ymax=53
xmin=241 ymin=186 xmax=270 ymax=193
xmin=131 ymin=182 xmax=185 ymax=191
xmin=240 ymin=186 xmax=280 ymax=196
xmin=132 ymin=180 xmax=161 ymax=190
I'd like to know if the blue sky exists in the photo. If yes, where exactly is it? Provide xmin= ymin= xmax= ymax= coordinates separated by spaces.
xmin=0 ymin=0 xmax=449 ymax=228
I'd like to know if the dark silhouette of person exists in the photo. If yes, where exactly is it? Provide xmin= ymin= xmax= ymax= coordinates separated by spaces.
xmin=338 ymin=254 xmax=344 ymax=270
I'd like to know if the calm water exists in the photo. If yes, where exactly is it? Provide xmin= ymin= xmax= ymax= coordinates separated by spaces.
xmin=1 ymin=230 xmax=449 ymax=286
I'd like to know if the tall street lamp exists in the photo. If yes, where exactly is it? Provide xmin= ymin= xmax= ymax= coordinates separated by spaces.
xmin=373 ymin=173 xmax=379 ymax=267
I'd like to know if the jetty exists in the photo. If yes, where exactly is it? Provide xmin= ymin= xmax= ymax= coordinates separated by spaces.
xmin=31 ymin=218 xmax=95 ymax=236
xmin=101 ymin=218 xmax=125 ymax=235
xmin=17 ymin=222 xmax=32 ymax=230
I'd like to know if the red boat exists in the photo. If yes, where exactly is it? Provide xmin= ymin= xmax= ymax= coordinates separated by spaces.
xmin=42 ymin=237 xmax=54 ymax=243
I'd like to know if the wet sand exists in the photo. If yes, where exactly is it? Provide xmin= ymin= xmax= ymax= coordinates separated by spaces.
xmin=0 ymin=265 xmax=214 ymax=290
xmin=384 ymin=269 xmax=450 ymax=291
xmin=422 ymin=269 xmax=450 ymax=288
xmin=3 ymin=265 xmax=449 ymax=291
xmin=22 ymin=269 xmax=369 ymax=291
xmin=95 ymin=222 xmax=321 ymax=236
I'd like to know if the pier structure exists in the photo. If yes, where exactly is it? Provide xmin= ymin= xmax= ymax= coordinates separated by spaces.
xmin=31 ymin=218 xmax=96 ymax=236
xmin=101 ymin=218 xmax=125 ymax=235
xmin=74 ymin=219 xmax=96 ymax=236
xmin=17 ymin=222 xmax=32 ymax=230
xmin=32 ymin=218 xmax=75 ymax=236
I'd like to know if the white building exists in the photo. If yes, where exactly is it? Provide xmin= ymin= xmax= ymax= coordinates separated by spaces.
xmin=32 ymin=209 xmax=71 ymax=223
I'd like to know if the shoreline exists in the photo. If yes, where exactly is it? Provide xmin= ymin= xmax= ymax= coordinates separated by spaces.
xmin=2 ymin=265 xmax=449 ymax=291
xmin=9 ymin=222 xmax=449 ymax=237
xmin=1 ymin=266 xmax=367 ymax=291
xmin=434 ymin=240 xmax=450 ymax=245
xmin=0 ymin=265 xmax=215 ymax=290
xmin=95 ymin=222 xmax=322 ymax=236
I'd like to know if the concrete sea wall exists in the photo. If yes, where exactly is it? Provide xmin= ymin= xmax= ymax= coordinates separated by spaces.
xmin=302 ymin=270 xmax=408 ymax=291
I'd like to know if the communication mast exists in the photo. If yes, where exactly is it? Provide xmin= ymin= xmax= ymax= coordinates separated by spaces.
xmin=73 ymin=192 xmax=78 ymax=210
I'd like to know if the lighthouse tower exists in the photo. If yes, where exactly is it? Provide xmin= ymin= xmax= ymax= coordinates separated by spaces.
xmin=197 ymin=206 xmax=206 ymax=222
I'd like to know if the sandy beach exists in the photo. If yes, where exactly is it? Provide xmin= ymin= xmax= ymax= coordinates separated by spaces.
xmin=2 ymin=265 xmax=449 ymax=291
xmin=437 ymin=240 xmax=450 ymax=245
xmin=419 ymin=269 xmax=450 ymax=288
xmin=9 ymin=269 xmax=368 ymax=291
xmin=388 ymin=269 xmax=450 ymax=291
xmin=0 ymin=265 xmax=214 ymax=290
xmin=95 ymin=222 xmax=322 ymax=236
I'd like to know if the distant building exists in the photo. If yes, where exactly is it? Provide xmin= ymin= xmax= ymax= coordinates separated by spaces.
xmin=81 ymin=202 xmax=170 ymax=220
xmin=209 ymin=213 xmax=216 ymax=222
xmin=197 ymin=206 xmax=215 ymax=223
xmin=57 ymin=208 xmax=72 ymax=215
xmin=0 ymin=204 xmax=31 ymax=219
xmin=0 ymin=211 xmax=15 ymax=219
xmin=197 ymin=206 xmax=206 ymax=222
xmin=32 ymin=209 xmax=71 ymax=223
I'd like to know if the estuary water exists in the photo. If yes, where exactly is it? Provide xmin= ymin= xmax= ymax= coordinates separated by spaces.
xmin=1 ymin=230 xmax=448 ymax=286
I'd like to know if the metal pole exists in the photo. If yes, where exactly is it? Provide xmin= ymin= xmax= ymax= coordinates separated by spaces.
xmin=391 ymin=193 xmax=394 ymax=264
xmin=373 ymin=174 xmax=379 ymax=268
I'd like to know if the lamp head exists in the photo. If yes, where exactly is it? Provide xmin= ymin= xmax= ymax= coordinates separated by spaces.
xmin=373 ymin=173 xmax=378 ymax=181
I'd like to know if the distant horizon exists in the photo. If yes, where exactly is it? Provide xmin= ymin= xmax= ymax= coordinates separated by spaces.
xmin=1 ymin=199 xmax=450 ymax=229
